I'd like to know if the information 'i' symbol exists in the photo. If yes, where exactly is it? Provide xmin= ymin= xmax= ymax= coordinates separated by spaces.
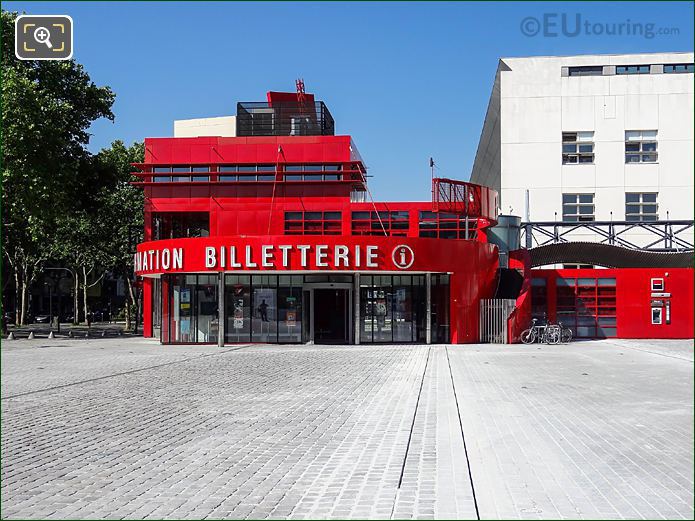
xmin=392 ymin=244 xmax=414 ymax=269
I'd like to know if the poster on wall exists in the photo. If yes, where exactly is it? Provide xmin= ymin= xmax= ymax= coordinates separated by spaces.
xmin=285 ymin=296 xmax=297 ymax=327
xmin=233 ymin=297 xmax=244 ymax=329
xmin=253 ymin=289 xmax=276 ymax=322
xmin=180 ymin=317 xmax=191 ymax=335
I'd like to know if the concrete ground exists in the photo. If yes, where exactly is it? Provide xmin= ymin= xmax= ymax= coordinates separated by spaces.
xmin=1 ymin=338 xmax=692 ymax=520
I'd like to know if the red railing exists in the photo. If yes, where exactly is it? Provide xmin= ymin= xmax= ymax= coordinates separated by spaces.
xmin=432 ymin=178 xmax=499 ymax=224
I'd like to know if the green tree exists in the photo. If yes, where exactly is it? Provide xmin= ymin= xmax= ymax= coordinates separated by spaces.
xmin=1 ymin=10 xmax=115 ymax=324
xmin=93 ymin=141 xmax=145 ymax=329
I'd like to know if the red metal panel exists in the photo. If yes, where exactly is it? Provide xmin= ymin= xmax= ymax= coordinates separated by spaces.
xmin=532 ymin=268 xmax=694 ymax=339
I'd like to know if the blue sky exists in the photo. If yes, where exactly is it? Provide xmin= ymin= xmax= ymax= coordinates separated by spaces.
xmin=5 ymin=1 xmax=693 ymax=201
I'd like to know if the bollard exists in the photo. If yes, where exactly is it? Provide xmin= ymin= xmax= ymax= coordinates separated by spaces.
xmin=48 ymin=331 xmax=55 ymax=339
xmin=101 ymin=330 xmax=106 ymax=338
xmin=68 ymin=330 xmax=74 ymax=338
xmin=28 ymin=331 xmax=35 ymax=340
xmin=7 ymin=332 xmax=15 ymax=340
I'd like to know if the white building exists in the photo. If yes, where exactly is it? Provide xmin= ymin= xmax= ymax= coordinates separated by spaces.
xmin=471 ymin=52 xmax=694 ymax=257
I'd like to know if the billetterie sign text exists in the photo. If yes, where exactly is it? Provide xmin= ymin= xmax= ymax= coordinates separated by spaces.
xmin=134 ymin=244 xmax=383 ymax=272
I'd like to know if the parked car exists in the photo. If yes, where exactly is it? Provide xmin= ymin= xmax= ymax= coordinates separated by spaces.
xmin=34 ymin=315 xmax=51 ymax=324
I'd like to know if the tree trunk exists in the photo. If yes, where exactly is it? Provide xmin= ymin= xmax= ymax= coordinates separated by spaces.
xmin=82 ymin=266 xmax=89 ymax=325
xmin=73 ymin=274 xmax=80 ymax=324
xmin=124 ymin=299 xmax=131 ymax=331
xmin=125 ymin=277 xmax=136 ymax=331
xmin=19 ymin=275 xmax=29 ymax=326
xmin=14 ymin=267 xmax=21 ymax=325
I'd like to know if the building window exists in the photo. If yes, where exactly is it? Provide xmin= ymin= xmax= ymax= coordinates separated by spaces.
xmin=663 ymin=63 xmax=694 ymax=73
xmin=625 ymin=193 xmax=658 ymax=221
xmin=616 ymin=65 xmax=650 ymax=75
xmin=418 ymin=212 xmax=478 ymax=239
xmin=152 ymin=166 xmax=171 ymax=182
xmin=352 ymin=211 xmax=409 ymax=236
xmin=152 ymin=212 xmax=210 ymax=240
xmin=567 ymin=66 xmax=604 ymax=77
xmin=284 ymin=211 xmax=342 ymax=235
xmin=283 ymin=164 xmax=343 ymax=181
xmin=625 ymin=130 xmax=658 ymax=163
xmin=556 ymin=277 xmax=617 ymax=338
xmin=530 ymin=278 xmax=547 ymax=320
xmin=350 ymin=190 xmax=368 ymax=203
xmin=562 ymin=194 xmax=595 ymax=222
xmin=150 ymin=166 xmax=211 ymax=182
xmin=562 ymin=132 xmax=594 ymax=164
xmin=218 ymin=165 xmax=276 ymax=182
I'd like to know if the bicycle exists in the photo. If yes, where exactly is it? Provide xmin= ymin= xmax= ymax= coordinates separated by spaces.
xmin=520 ymin=318 xmax=547 ymax=344
xmin=558 ymin=321 xmax=573 ymax=344
xmin=520 ymin=318 xmax=572 ymax=344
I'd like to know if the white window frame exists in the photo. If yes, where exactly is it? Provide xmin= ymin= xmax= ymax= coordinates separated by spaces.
xmin=625 ymin=192 xmax=658 ymax=222
xmin=625 ymin=130 xmax=658 ymax=163
xmin=562 ymin=131 xmax=594 ymax=165
xmin=562 ymin=193 xmax=595 ymax=222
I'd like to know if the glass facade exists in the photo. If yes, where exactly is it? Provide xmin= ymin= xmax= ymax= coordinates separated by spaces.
xmin=163 ymin=274 xmax=219 ymax=343
xmin=431 ymin=274 xmax=451 ymax=343
xmin=158 ymin=273 xmax=450 ymax=344
xmin=360 ymin=275 xmax=426 ymax=343
xmin=221 ymin=275 xmax=304 ymax=343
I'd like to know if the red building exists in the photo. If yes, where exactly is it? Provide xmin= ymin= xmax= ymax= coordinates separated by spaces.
xmin=133 ymin=90 xmax=693 ymax=344
xmin=133 ymin=91 xmax=500 ymax=344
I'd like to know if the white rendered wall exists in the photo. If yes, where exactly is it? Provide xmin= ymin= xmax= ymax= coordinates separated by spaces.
xmin=471 ymin=53 xmax=694 ymax=260
xmin=174 ymin=116 xmax=237 ymax=137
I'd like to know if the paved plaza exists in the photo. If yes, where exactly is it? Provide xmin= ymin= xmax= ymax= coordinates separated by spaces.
xmin=1 ymin=338 xmax=693 ymax=519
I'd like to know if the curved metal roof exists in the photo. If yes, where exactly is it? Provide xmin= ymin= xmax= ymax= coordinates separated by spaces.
xmin=530 ymin=242 xmax=694 ymax=268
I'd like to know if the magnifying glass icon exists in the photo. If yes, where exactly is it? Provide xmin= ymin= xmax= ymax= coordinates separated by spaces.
xmin=33 ymin=26 xmax=53 ymax=49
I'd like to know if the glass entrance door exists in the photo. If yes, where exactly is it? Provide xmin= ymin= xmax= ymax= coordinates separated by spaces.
xmin=313 ymin=288 xmax=350 ymax=344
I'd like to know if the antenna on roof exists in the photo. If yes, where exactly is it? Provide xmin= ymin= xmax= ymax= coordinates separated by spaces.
xmin=296 ymin=78 xmax=306 ymax=112
xmin=430 ymin=157 xmax=435 ymax=205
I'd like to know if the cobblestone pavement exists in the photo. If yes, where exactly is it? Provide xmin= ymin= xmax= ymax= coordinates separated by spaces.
xmin=1 ymin=338 xmax=692 ymax=519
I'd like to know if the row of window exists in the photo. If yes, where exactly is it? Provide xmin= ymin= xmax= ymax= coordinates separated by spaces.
xmin=562 ymin=130 xmax=658 ymax=165
xmin=567 ymin=63 xmax=694 ymax=76
xmin=352 ymin=211 xmax=410 ymax=237
xmin=562 ymin=192 xmax=658 ymax=222
xmin=147 ymin=164 xmax=358 ymax=183
xmin=152 ymin=164 xmax=347 ymax=173
xmin=282 ymin=211 xmax=479 ymax=238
